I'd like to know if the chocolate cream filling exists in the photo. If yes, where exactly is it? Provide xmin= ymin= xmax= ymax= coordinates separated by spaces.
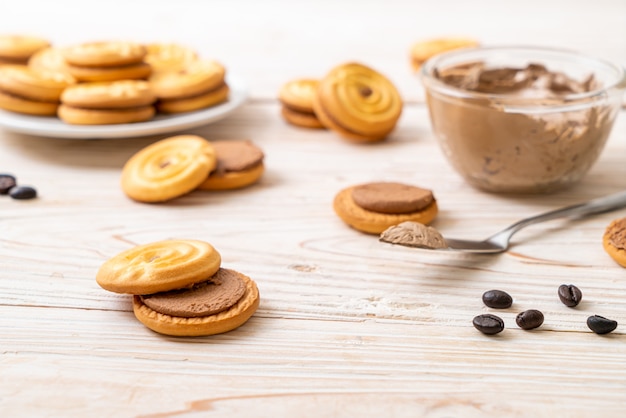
xmin=607 ymin=218 xmax=626 ymax=250
xmin=379 ymin=221 xmax=448 ymax=249
xmin=209 ymin=140 xmax=264 ymax=176
xmin=140 ymin=268 xmax=247 ymax=318
xmin=351 ymin=182 xmax=434 ymax=214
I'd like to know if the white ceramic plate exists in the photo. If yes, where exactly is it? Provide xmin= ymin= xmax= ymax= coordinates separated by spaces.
xmin=0 ymin=74 xmax=248 ymax=139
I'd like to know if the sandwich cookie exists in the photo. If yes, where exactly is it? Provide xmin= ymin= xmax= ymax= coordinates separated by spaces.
xmin=150 ymin=59 xmax=229 ymax=113
xmin=197 ymin=140 xmax=265 ymax=190
xmin=0 ymin=65 xmax=72 ymax=115
xmin=603 ymin=217 xmax=626 ymax=268
xmin=313 ymin=62 xmax=402 ymax=142
xmin=133 ymin=267 xmax=260 ymax=337
xmin=62 ymin=41 xmax=150 ymax=82
xmin=279 ymin=78 xmax=324 ymax=129
xmin=58 ymin=80 xmax=156 ymax=124
xmin=121 ymin=134 xmax=216 ymax=202
xmin=333 ymin=182 xmax=438 ymax=234
xmin=410 ymin=37 xmax=479 ymax=70
xmin=0 ymin=35 xmax=50 ymax=64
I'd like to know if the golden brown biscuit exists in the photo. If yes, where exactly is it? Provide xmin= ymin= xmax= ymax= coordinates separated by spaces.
xmin=0 ymin=65 xmax=71 ymax=115
xmin=313 ymin=62 xmax=402 ymax=142
xmin=132 ymin=268 xmax=260 ymax=337
xmin=156 ymin=83 xmax=229 ymax=114
xmin=197 ymin=140 xmax=265 ymax=190
xmin=121 ymin=135 xmax=217 ymax=202
xmin=410 ymin=37 xmax=479 ymax=70
xmin=145 ymin=43 xmax=197 ymax=73
xmin=61 ymin=80 xmax=156 ymax=108
xmin=603 ymin=217 xmax=626 ymax=268
xmin=28 ymin=47 xmax=76 ymax=83
xmin=58 ymin=80 xmax=156 ymax=125
xmin=96 ymin=239 xmax=222 ymax=294
xmin=57 ymin=105 xmax=155 ymax=125
xmin=150 ymin=59 xmax=225 ymax=99
xmin=62 ymin=41 xmax=147 ymax=67
xmin=0 ymin=35 xmax=50 ymax=64
xmin=333 ymin=182 xmax=438 ymax=234
xmin=279 ymin=78 xmax=325 ymax=129
xmin=66 ymin=61 xmax=151 ymax=82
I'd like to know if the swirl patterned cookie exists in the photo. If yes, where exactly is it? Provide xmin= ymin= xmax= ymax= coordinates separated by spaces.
xmin=313 ymin=62 xmax=402 ymax=142
xmin=121 ymin=134 xmax=216 ymax=202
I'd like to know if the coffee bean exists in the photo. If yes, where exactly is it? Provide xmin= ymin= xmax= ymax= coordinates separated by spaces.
xmin=9 ymin=185 xmax=37 ymax=200
xmin=558 ymin=284 xmax=582 ymax=307
xmin=587 ymin=315 xmax=618 ymax=335
xmin=0 ymin=173 xmax=16 ymax=194
xmin=482 ymin=289 xmax=513 ymax=309
xmin=516 ymin=309 xmax=544 ymax=330
xmin=472 ymin=314 xmax=504 ymax=335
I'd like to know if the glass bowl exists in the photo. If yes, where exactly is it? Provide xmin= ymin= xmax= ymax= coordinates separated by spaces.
xmin=421 ymin=46 xmax=626 ymax=193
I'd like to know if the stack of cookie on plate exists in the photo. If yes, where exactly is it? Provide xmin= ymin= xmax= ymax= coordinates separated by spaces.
xmin=96 ymin=239 xmax=260 ymax=337
xmin=0 ymin=34 xmax=230 ymax=125
xmin=278 ymin=62 xmax=403 ymax=143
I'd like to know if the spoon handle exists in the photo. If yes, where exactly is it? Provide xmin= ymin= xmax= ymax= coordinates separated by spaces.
xmin=499 ymin=190 xmax=626 ymax=238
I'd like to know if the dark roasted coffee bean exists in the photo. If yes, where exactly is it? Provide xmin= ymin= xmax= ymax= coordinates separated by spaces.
xmin=482 ymin=289 xmax=513 ymax=309
xmin=9 ymin=185 xmax=37 ymax=200
xmin=472 ymin=314 xmax=504 ymax=335
xmin=0 ymin=174 xmax=16 ymax=194
xmin=558 ymin=284 xmax=582 ymax=307
xmin=516 ymin=309 xmax=544 ymax=330
xmin=587 ymin=315 xmax=618 ymax=335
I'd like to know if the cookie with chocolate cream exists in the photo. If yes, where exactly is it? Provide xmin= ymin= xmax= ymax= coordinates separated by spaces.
xmin=603 ymin=217 xmax=626 ymax=268
xmin=197 ymin=140 xmax=265 ymax=190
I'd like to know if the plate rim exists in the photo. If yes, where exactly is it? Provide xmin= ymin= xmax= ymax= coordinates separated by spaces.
xmin=0 ymin=74 xmax=249 ymax=139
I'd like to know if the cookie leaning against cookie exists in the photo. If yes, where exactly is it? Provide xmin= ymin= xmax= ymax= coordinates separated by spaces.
xmin=313 ymin=62 xmax=403 ymax=142
xmin=197 ymin=140 xmax=265 ymax=190
xmin=333 ymin=182 xmax=438 ymax=234
xmin=121 ymin=135 xmax=216 ymax=202
xmin=58 ymin=80 xmax=156 ymax=125
xmin=150 ymin=59 xmax=229 ymax=113
xmin=279 ymin=78 xmax=325 ymax=129
xmin=0 ymin=65 xmax=73 ymax=115
xmin=96 ymin=239 xmax=260 ymax=337
xmin=603 ymin=217 xmax=626 ymax=268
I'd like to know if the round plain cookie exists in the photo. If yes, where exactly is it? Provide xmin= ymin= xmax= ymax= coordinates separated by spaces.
xmin=121 ymin=135 xmax=217 ymax=202
xmin=197 ymin=140 xmax=265 ymax=190
xmin=61 ymin=80 xmax=156 ymax=108
xmin=66 ymin=61 xmax=151 ymax=82
xmin=57 ymin=104 xmax=155 ymax=125
xmin=150 ymin=59 xmax=225 ymax=99
xmin=62 ymin=41 xmax=147 ymax=67
xmin=603 ymin=217 xmax=626 ymax=268
xmin=0 ymin=35 xmax=50 ymax=63
xmin=313 ymin=62 xmax=402 ymax=143
xmin=133 ymin=269 xmax=260 ymax=337
xmin=96 ymin=239 xmax=222 ymax=295
xmin=279 ymin=78 xmax=319 ymax=114
xmin=410 ymin=37 xmax=479 ymax=70
xmin=0 ymin=89 xmax=58 ymax=115
xmin=333 ymin=185 xmax=439 ymax=234
xmin=156 ymin=83 xmax=229 ymax=114
xmin=28 ymin=47 xmax=76 ymax=83
xmin=0 ymin=64 xmax=72 ymax=102
xmin=145 ymin=43 xmax=197 ymax=73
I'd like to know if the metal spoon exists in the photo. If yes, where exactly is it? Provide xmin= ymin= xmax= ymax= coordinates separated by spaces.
xmin=408 ymin=190 xmax=626 ymax=253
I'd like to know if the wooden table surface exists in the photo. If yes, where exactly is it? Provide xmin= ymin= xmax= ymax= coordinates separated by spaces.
xmin=1 ymin=1 xmax=626 ymax=417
